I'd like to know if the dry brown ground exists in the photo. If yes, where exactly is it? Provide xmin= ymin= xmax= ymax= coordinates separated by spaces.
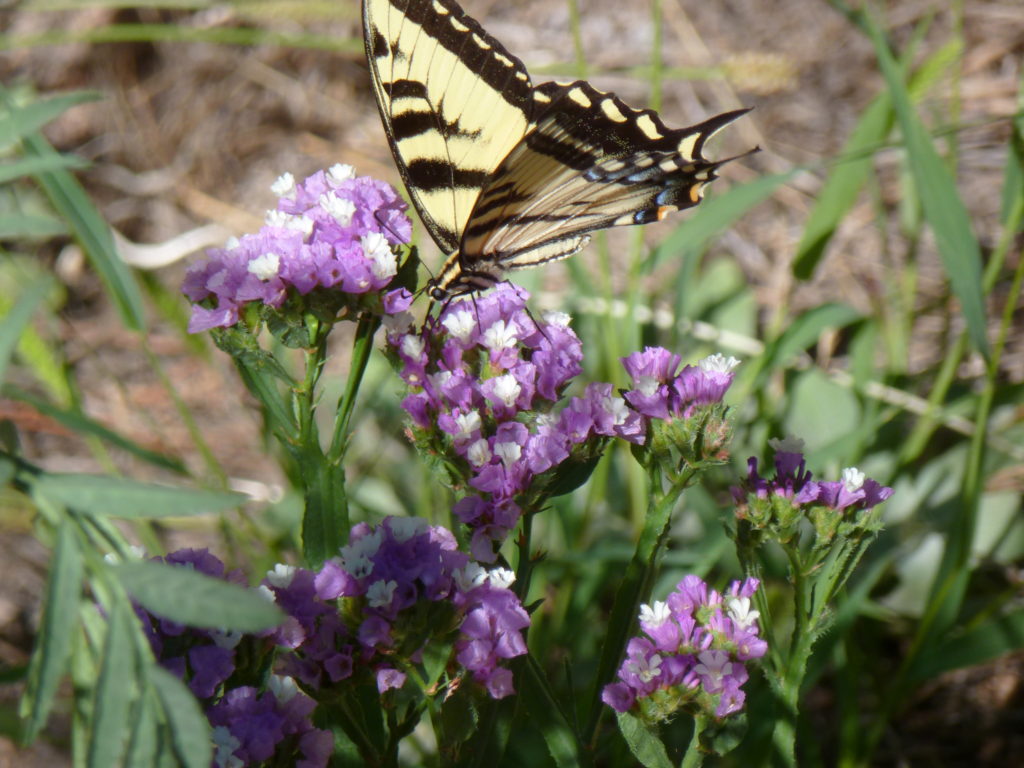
xmin=1 ymin=0 xmax=1021 ymax=764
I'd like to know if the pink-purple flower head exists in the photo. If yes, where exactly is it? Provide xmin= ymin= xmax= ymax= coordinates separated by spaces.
xmin=732 ymin=436 xmax=894 ymax=528
xmin=602 ymin=575 xmax=765 ymax=721
xmin=622 ymin=347 xmax=740 ymax=421
xmin=388 ymin=284 xmax=643 ymax=560
xmin=183 ymin=165 xmax=412 ymax=332
xmin=261 ymin=517 xmax=531 ymax=700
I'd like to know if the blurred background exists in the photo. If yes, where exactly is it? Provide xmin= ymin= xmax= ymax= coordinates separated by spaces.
xmin=1 ymin=0 xmax=1021 ymax=765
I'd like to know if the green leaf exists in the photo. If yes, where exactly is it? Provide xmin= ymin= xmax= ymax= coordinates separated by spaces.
xmin=0 ymin=213 xmax=68 ymax=238
xmin=150 ymin=665 xmax=212 ymax=768
xmin=34 ymin=473 xmax=244 ymax=518
xmin=0 ymin=153 xmax=88 ymax=184
xmin=20 ymin=519 xmax=83 ymax=742
xmin=0 ymin=274 xmax=53 ymax=389
xmin=698 ymin=713 xmax=747 ymax=756
xmin=0 ymin=91 xmax=99 ymax=146
xmin=124 ymin=689 xmax=159 ymax=768
xmin=116 ymin=561 xmax=283 ymax=632
xmin=539 ymin=454 xmax=602 ymax=499
xmin=648 ymin=171 xmax=797 ymax=269
xmin=864 ymin=13 xmax=988 ymax=356
xmin=784 ymin=369 xmax=861 ymax=454
xmin=1000 ymin=74 xmax=1024 ymax=228
xmin=18 ymin=122 xmax=146 ymax=331
xmin=766 ymin=303 xmax=862 ymax=369
xmin=87 ymin=599 xmax=135 ymax=768
xmin=912 ymin=608 xmax=1024 ymax=682
xmin=4 ymin=387 xmax=186 ymax=474
xmin=615 ymin=711 xmax=673 ymax=768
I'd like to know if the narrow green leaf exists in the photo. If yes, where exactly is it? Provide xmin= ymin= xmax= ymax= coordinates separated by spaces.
xmin=20 ymin=519 xmax=83 ymax=742
xmin=616 ymin=711 xmax=673 ymax=768
xmin=766 ymin=303 xmax=862 ymax=368
xmin=88 ymin=599 xmax=135 ymax=768
xmin=18 ymin=125 xmax=146 ymax=330
xmin=0 ymin=91 xmax=99 ymax=145
xmin=149 ymin=666 xmax=212 ymax=768
xmin=1000 ymin=74 xmax=1024 ymax=228
xmin=4 ymin=387 xmax=186 ymax=474
xmin=648 ymin=171 xmax=797 ymax=269
xmin=0 ymin=154 xmax=88 ymax=184
xmin=912 ymin=609 xmax=1024 ymax=682
xmin=864 ymin=13 xmax=988 ymax=356
xmin=0 ymin=214 xmax=68 ymax=239
xmin=794 ymin=95 xmax=893 ymax=278
xmin=116 ymin=561 xmax=282 ymax=632
xmin=34 ymin=473 xmax=244 ymax=518
xmin=0 ymin=274 xmax=52 ymax=388
xmin=124 ymin=689 xmax=159 ymax=768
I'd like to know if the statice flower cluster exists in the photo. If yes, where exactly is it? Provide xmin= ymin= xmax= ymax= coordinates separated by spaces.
xmin=731 ymin=437 xmax=894 ymax=545
xmin=386 ymin=284 xmax=644 ymax=560
xmin=622 ymin=347 xmax=740 ymax=421
xmin=263 ymin=516 xmax=531 ymax=700
xmin=209 ymin=677 xmax=332 ymax=768
xmin=602 ymin=576 xmax=766 ymax=721
xmin=183 ymin=164 xmax=412 ymax=332
xmin=135 ymin=549 xmax=331 ymax=768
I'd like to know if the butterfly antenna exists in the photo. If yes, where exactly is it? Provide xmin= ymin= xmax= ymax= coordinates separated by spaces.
xmin=521 ymin=303 xmax=551 ymax=344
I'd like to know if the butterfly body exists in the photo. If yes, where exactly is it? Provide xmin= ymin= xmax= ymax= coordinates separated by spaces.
xmin=363 ymin=0 xmax=751 ymax=301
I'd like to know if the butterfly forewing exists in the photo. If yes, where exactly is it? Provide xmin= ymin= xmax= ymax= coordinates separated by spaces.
xmin=363 ymin=0 xmax=536 ymax=254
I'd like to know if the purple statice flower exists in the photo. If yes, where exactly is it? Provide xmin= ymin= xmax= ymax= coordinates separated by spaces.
xmin=263 ymin=517 xmax=531 ymax=701
xmin=135 ymin=548 xmax=247 ymax=702
xmin=622 ymin=348 xmax=740 ymax=421
xmin=387 ymin=285 xmax=642 ymax=560
xmin=731 ymin=437 xmax=894 ymax=539
xmin=208 ymin=676 xmax=332 ymax=768
xmin=602 ymin=575 xmax=765 ymax=722
xmin=183 ymin=164 xmax=412 ymax=332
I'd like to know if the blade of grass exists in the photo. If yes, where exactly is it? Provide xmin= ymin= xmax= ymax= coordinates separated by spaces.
xmin=150 ymin=666 xmax=212 ymax=768
xmin=87 ymin=598 xmax=134 ymax=768
xmin=34 ymin=473 xmax=245 ymax=518
xmin=19 ymin=518 xmax=84 ymax=743
xmin=862 ymin=12 xmax=987 ymax=357
xmin=0 ymin=275 xmax=52 ymax=388
xmin=0 ymin=91 xmax=99 ymax=146
xmin=0 ymin=214 xmax=67 ymax=238
xmin=0 ymin=153 xmax=88 ymax=184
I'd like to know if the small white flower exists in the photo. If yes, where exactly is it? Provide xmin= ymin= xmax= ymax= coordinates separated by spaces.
xmin=694 ymin=649 xmax=733 ymax=687
xmin=340 ymin=529 xmax=383 ymax=578
xmin=400 ymin=333 xmax=425 ymax=359
xmin=699 ymin=353 xmax=741 ymax=373
xmin=490 ymin=374 xmax=521 ymax=407
xmin=453 ymin=411 xmax=482 ymax=440
xmin=639 ymin=601 xmax=671 ymax=627
xmin=768 ymin=435 xmax=805 ymax=453
xmin=270 ymin=172 xmax=295 ymax=198
xmin=488 ymin=568 xmax=516 ymax=589
xmin=210 ymin=629 xmax=243 ymax=649
xmin=388 ymin=517 xmax=427 ymax=542
xmin=636 ymin=374 xmax=660 ymax=396
xmin=727 ymin=596 xmax=760 ymax=630
xmin=467 ymin=438 xmax=492 ymax=467
xmin=482 ymin=319 xmax=518 ymax=350
xmin=247 ymin=252 xmax=280 ymax=280
xmin=362 ymin=232 xmax=397 ymax=280
xmin=442 ymin=309 xmax=476 ymax=341
xmin=367 ymin=579 xmax=398 ymax=608
xmin=382 ymin=311 xmax=414 ymax=335
xmin=104 ymin=545 xmax=146 ymax=564
xmin=494 ymin=441 xmax=522 ymax=467
xmin=541 ymin=310 xmax=571 ymax=327
xmin=212 ymin=726 xmax=244 ymax=768
xmin=257 ymin=584 xmax=276 ymax=603
xmin=268 ymin=674 xmax=299 ymax=703
xmin=454 ymin=563 xmax=488 ymax=591
xmin=599 ymin=393 xmax=629 ymax=425
xmin=841 ymin=467 xmax=865 ymax=493
xmin=327 ymin=163 xmax=356 ymax=184
xmin=265 ymin=563 xmax=296 ymax=588
xmin=428 ymin=370 xmax=453 ymax=393
xmin=265 ymin=210 xmax=314 ymax=237
xmin=223 ymin=235 xmax=240 ymax=250
xmin=625 ymin=653 xmax=662 ymax=683
xmin=320 ymin=191 xmax=356 ymax=226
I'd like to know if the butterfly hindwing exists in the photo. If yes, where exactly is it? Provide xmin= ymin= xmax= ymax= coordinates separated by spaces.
xmin=462 ymin=81 xmax=749 ymax=270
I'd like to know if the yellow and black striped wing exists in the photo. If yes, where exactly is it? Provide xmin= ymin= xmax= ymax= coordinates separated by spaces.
xmin=459 ymin=81 xmax=750 ymax=273
xmin=362 ymin=0 xmax=535 ymax=254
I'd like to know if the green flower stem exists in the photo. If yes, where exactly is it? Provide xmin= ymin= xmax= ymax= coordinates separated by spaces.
xmin=584 ymin=466 xmax=696 ymax=746
xmin=328 ymin=314 xmax=382 ymax=462
xmin=679 ymin=714 xmax=707 ymax=768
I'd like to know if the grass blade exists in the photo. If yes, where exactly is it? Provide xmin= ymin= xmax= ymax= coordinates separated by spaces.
xmin=19 ymin=518 xmax=83 ymax=742
xmin=0 ymin=91 xmax=99 ymax=146
xmin=87 ymin=598 xmax=135 ymax=768
xmin=0 ymin=153 xmax=88 ymax=184
xmin=0 ymin=274 xmax=52 ymax=388
xmin=864 ymin=12 xmax=988 ymax=356
xmin=149 ymin=665 xmax=212 ymax=768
